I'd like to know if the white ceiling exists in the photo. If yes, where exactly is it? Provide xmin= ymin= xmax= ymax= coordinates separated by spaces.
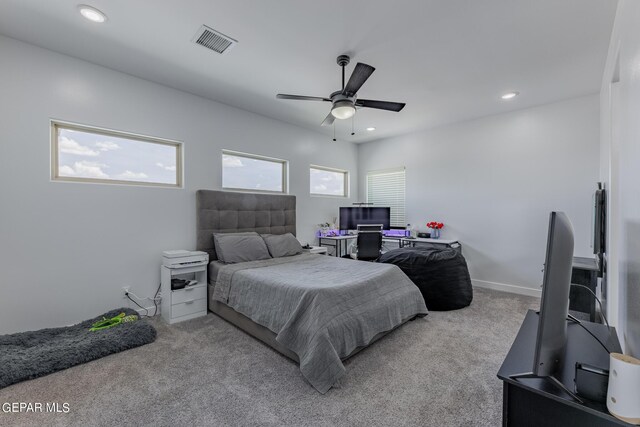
xmin=0 ymin=0 xmax=617 ymax=143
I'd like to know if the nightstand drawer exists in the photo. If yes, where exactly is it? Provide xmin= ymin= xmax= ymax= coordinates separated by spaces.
xmin=171 ymin=284 xmax=207 ymax=305
xmin=171 ymin=298 xmax=206 ymax=319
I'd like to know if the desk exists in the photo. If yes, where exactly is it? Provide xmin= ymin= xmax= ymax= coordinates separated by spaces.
xmin=382 ymin=237 xmax=404 ymax=251
xmin=319 ymin=235 xmax=461 ymax=257
xmin=401 ymin=237 xmax=461 ymax=251
xmin=317 ymin=235 xmax=357 ymax=257
xmin=570 ymin=256 xmax=600 ymax=322
xmin=319 ymin=235 xmax=404 ymax=257
xmin=497 ymin=310 xmax=625 ymax=426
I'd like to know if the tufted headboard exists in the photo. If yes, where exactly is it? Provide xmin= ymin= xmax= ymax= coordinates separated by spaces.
xmin=196 ymin=190 xmax=296 ymax=260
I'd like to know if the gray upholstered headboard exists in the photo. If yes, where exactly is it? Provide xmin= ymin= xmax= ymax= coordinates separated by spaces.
xmin=196 ymin=190 xmax=296 ymax=260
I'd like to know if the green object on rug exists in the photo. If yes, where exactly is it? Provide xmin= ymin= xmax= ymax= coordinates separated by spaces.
xmin=90 ymin=312 xmax=138 ymax=331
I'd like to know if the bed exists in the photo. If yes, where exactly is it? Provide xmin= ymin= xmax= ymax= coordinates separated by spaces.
xmin=196 ymin=190 xmax=428 ymax=393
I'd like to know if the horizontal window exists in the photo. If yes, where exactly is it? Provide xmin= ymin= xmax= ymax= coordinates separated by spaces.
xmin=310 ymin=165 xmax=348 ymax=197
xmin=51 ymin=121 xmax=182 ymax=188
xmin=222 ymin=150 xmax=288 ymax=193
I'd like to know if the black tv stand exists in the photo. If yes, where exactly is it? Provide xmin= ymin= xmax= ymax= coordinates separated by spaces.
xmin=508 ymin=313 xmax=586 ymax=404
xmin=509 ymin=371 xmax=584 ymax=404
xmin=498 ymin=310 xmax=626 ymax=426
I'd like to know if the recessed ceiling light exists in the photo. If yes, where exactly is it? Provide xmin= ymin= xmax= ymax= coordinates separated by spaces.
xmin=366 ymin=127 xmax=376 ymax=131
xmin=501 ymin=91 xmax=519 ymax=100
xmin=78 ymin=5 xmax=107 ymax=23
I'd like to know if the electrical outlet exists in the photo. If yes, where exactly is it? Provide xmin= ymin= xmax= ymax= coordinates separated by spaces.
xmin=122 ymin=286 xmax=131 ymax=297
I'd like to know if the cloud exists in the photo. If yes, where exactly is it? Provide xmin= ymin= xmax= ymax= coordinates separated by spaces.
xmin=222 ymin=155 xmax=243 ymax=168
xmin=59 ymin=136 xmax=99 ymax=156
xmin=156 ymin=162 xmax=176 ymax=172
xmin=117 ymin=170 xmax=148 ymax=180
xmin=313 ymin=184 xmax=328 ymax=191
xmin=59 ymin=165 xmax=76 ymax=176
xmin=59 ymin=161 xmax=109 ymax=179
xmin=95 ymin=141 xmax=120 ymax=152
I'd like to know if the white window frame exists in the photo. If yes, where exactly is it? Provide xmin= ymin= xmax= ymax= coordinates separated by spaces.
xmin=51 ymin=120 xmax=183 ymax=188
xmin=366 ymin=167 xmax=406 ymax=228
xmin=221 ymin=149 xmax=289 ymax=194
xmin=309 ymin=164 xmax=349 ymax=198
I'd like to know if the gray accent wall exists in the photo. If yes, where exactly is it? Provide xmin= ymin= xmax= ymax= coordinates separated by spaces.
xmin=0 ymin=35 xmax=357 ymax=334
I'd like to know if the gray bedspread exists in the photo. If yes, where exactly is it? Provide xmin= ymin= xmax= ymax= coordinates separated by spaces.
xmin=212 ymin=254 xmax=428 ymax=393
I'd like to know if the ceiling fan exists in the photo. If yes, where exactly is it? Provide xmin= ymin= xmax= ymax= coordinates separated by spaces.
xmin=276 ymin=55 xmax=406 ymax=126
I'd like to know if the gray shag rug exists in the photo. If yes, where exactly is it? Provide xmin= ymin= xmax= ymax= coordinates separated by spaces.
xmin=0 ymin=308 xmax=157 ymax=389
xmin=0 ymin=288 xmax=537 ymax=427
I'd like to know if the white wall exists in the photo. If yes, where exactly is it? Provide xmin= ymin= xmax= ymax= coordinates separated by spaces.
xmin=358 ymin=95 xmax=600 ymax=295
xmin=599 ymin=0 xmax=640 ymax=356
xmin=0 ymin=35 xmax=358 ymax=334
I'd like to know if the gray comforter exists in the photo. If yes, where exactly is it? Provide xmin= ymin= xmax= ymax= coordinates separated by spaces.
xmin=212 ymin=254 xmax=428 ymax=393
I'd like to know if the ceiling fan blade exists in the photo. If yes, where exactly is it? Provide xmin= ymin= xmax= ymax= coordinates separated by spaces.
xmin=342 ymin=63 xmax=375 ymax=96
xmin=321 ymin=112 xmax=335 ymax=126
xmin=356 ymin=99 xmax=406 ymax=112
xmin=277 ymin=94 xmax=331 ymax=102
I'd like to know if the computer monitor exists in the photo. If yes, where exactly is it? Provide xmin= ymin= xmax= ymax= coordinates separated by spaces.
xmin=339 ymin=207 xmax=391 ymax=230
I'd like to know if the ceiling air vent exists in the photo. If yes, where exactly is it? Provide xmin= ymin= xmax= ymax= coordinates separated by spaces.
xmin=192 ymin=25 xmax=237 ymax=55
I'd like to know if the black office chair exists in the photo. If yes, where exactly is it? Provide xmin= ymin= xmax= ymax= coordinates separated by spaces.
xmin=349 ymin=231 xmax=383 ymax=261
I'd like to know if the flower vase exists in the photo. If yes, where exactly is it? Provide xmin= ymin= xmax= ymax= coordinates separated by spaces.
xmin=431 ymin=229 xmax=440 ymax=239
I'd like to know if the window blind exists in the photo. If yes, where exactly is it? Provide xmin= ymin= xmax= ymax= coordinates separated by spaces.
xmin=366 ymin=167 xmax=406 ymax=227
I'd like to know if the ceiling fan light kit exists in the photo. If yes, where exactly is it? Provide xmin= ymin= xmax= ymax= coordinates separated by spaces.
xmin=331 ymin=100 xmax=356 ymax=119
xmin=276 ymin=54 xmax=406 ymax=139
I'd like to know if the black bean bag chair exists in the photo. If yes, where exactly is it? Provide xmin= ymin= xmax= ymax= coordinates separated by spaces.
xmin=378 ymin=247 xmax=473 ymax=310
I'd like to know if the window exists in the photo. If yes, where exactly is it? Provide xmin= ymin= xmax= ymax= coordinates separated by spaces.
xmin=310 ymin=165 xmax=348 ymax=197
xmin=222 ymin=150 xmax=288 ymax=193
xmin=51 ymin=121 xmax=182 ymax=187
xmin=366 ymin=167 xmax=406 ymax=227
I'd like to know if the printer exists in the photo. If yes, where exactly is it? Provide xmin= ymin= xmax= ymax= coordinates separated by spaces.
xmin=162 ymin=250 xmax=209 ymax=268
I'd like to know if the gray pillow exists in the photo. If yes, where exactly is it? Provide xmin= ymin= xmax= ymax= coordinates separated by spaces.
xmin=213 ymin=232 xmax=271 ymax=264
xmin=262 ymin=233 xmax=303 ymax=258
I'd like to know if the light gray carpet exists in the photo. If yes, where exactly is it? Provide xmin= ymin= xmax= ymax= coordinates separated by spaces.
xmin=0 ymin=288 xmax=537 ymax=427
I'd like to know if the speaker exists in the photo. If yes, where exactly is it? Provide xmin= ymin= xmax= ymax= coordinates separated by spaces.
xmin=575 ymin=363 xmax=608 ymax=402
xmin=607 ymin=353 xmax=640 ymax=425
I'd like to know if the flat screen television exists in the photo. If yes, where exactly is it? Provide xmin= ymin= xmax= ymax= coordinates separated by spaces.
xmin=339 ymin=207 xmax=391 ymax=231
xmin=511 ymin=211 xmax=581 ymax=401
xmin=593 ymin=184 xmax=606 ymax=257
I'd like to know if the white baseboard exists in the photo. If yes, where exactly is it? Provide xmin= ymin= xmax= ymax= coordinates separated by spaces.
xmin=472 ymin=279 xmax=541 ymax=298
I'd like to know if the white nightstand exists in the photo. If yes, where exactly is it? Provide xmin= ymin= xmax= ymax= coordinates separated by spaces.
xmin=160 ymin=264 xmax=208 ymax=324
xmin=303 ymin=246 xmax=328 ymax=255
